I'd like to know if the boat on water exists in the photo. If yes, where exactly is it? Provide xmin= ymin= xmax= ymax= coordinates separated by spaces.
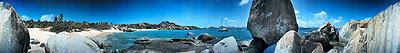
xmin=218 ymin=18 xmax=229 ymax=32
xmin=218 ymin=27 xmax=228 ymax=32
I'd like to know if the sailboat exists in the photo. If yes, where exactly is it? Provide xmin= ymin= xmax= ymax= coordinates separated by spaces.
xmin=218 ymin=18 xmax=229 ymax=32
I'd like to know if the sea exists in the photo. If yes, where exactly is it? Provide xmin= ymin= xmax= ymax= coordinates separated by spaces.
xmin=101 ymin=27 xmax=319 ymax=52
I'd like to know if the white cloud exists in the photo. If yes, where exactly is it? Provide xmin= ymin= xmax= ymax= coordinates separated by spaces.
xmin=297 ymin=11 xmax=345 ymax=28
xmin=21 ymin=15 xmax=33 ymax=21
xmin=310 ymin=11 xmax=328 ymax=27
xmin=314 ymin=11 xmax=327 ymax=20
xmin=239 ymin=0 xmax=251 ymax=6
xmin=331 ymin=16 xmax=343 ymax=24
xmin=40 ymin=14 xmax=55 ymax=21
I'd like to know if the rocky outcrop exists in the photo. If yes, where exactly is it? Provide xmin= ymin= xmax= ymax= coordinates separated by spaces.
xmin=212 ymin=36 xmax=240 ymax=53
xmin=45 ymin=34 xmax=100 ymax=53
xmin=329 ymin=2 xmax=400 ymax=53
xmin=120 ymin=21 xmax=200 ymax=30
xmin=126 ymin=40 xmax=205 ymax=53
xmin=198 ymin=33 xmax=215 ymax=43
xmin=338 ymin=20 xmax=369 ymax=53
xmin=365 ymin=2 xmax=400 ymax=53
xmin=275 ymin=30 xmax=324 ymax=53
xmin=0 ymin=2 xmax=30 ymax=53
xmin=305 ymin=22 xmax=339 ymax=51
xmin=247 ymin=0 xmax=298 ymax=52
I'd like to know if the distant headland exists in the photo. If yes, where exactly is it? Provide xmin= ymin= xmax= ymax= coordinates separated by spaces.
xmin=23 ymin=13 xmax=201 ymax=33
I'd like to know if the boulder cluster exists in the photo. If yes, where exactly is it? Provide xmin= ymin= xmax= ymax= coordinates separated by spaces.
xmin=247 ymin=0 xmax=400 ymax=53
xmin=246 ymin=0 xmax=340 ymax=53
xmin=328 ymin=2 xmax=400 ymax=53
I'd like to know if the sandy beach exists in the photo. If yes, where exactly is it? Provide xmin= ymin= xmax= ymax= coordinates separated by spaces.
xmin=27 ymin=28 xmax=121 ymax=52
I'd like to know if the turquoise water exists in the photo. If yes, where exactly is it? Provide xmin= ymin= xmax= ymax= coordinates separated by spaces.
xmin=103 ymin=28 xmax=253 ymax=50
xmin=102 ymin=27 xmax=318 ymax=51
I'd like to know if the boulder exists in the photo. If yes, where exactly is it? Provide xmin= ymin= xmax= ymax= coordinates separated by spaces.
xmin=305 ymin=22 xmax=339 ymax=51
xmin=0 ymin=2 xmax=30 ymax=53
xmin=337 ymin=20 xmax=369 ymax=53
xmin=200 ymin=49 xmax=211 ymax=53
xmin=263 ymin=43 xmax=276 ymax=53
xmin=300 ymin=40 xmax=325 ymax=53
xmin=275 ymin=30 xmax=324 ymax=53
xmin=339 ymin=20 xmax=369 ymax=42
xmin=246 ymin=0 xmax=298 ymax=52
xmin=198 ymin=33 xmax=215 ymax=42
xmin=45 ymin=34 xmax=100 ymax=53
xmin=39 ymin=43 xmax=45 ymax=47
xmin=212 ymin=36 xmax=240 ymax=53
xmin=365 ymin=2 xmax=400 ymax=53
xmin=31 ymin=39 xmax=40 ymax=44
xmin=186 ymin=32 xmax=194 ymax=35
xmin=274 ymin=30 xmax=301 ymax=53
xmin=327 ymin=49 xmax=338 ymax=53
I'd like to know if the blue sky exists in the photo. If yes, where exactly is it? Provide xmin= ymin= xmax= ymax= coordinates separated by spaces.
xmin=292 ymin=0 xmax=399 ymax=28
xmin=2 ymin=0 xmax=252 ymax=27
xmin=2 ymin=0 xmax=399 ymax=28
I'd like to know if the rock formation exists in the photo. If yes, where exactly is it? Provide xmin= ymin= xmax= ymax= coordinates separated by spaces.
xmin=45 ymin=34 xmax=100 ymax=53
xmin=329 ymin=2 xmax=400 ymax=53
xmin=365 ymin=2 xmax=400 ymax=53
xmin=275 ymin=30 xmax=324 ymax=53
xmin=305 ymin=22 xmax=339 ymax=51
xmin=198 ymin=33 xmax=215 ymax=43
xmin=247 ymin=0 xmax=298 ymax=52
xmin=212 ymin=36 xmax=240 ymax=53
xmin=0 ymin=2 xmax=30 ymax=53
xmin=336 ymin=20 xmax=368 ymax=53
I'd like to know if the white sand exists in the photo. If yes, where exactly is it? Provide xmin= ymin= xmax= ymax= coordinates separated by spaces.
xmin=27 ymin=28 xmax=121 ymax=52
xmin=27 ymin=28 xmax=56 ymax=43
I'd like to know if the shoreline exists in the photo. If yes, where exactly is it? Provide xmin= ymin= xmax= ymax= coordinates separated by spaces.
xmin=27 ymin=28 xmax=121 ymax=52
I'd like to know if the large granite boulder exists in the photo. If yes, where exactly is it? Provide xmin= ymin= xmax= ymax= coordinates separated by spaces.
xmin=339 ymin=20 xmax=369 ymax=53
xmin=305 ymin=22 xmax=339 ymax=52
xmin=275 ymin=31 xmax=324 ymax=53
xmin=365 ymin=2 xmax=400 ymax=53
xmin=0 ymin=2 xmax=30 ymax=53
xmin=275 ymin=30 xmax=324 ymax=53
xmin=45 ymin=34 xmax=100 ymax=53
xmin=329 ymin=2 xmax=400 ymax=53
xmin=247 ymin=0 xmax=298 ymax=52
xmin=212 ymin=36 xmax=240 ymax=53
xmin=274 ymin=30 xmax=301 ymax=53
